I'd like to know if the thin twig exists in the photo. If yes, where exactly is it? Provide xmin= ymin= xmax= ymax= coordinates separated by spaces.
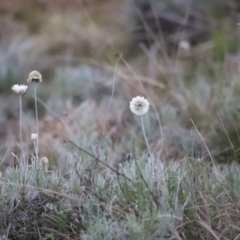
xmin=63 ymin=137 xmax=134 ymax=184
xmin=197 ymin=214 xmax=220 ymax=240
xmin=191 ymin=119 xmax=217 ymax=172
xmin=132 ymin=139 xmax=160 ymax=209
xmin=102 ymin=54 xmax=122 ymax=137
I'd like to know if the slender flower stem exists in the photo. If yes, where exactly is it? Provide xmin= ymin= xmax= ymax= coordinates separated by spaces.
xmin=19 ymin=95 xmax=23 ymax=159
xmin=34 ymin=85 xmax=39 ymax=160
xmin=140 ymin=116 xmax=150 ymax=152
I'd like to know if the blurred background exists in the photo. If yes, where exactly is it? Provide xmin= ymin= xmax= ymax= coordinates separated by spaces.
xmin=1 ymin=0 xmax=240 ymax=170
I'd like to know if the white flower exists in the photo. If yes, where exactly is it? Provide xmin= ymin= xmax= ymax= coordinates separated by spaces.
xmin=130 ymin=96 xmax=150 ymax=116
xmin=31 ymin=133 xmax=38 ymax=141
xmin=179 ymin=40 xmax=190 ymax=50
xmin=12 ymin=84 xmax=28 ymax=96
xmin=27 ymin=70 xmax=42 ymax=83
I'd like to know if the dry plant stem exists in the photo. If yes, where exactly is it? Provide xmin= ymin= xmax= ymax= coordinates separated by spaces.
xmin=64 ymin=137 xmax=134 ymax=184
xmin=34 ymin=85 xmax=39 ymax=160
xmin=191 ymin=119 xmax=218 ymax=173
xmin=132 ymin=139 xmax=159 ymax=209
xmin=140 ymin=116 xmax=150 ymax=152
xmin=102 ymin=55 xmax=122 ymax=137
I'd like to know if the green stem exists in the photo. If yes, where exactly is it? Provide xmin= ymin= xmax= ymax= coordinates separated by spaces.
xmin=140 ymin=116 xmax=150 ymax=152
xmin=19 ymin=95 xmax=23 ymax=160
xmin=34 ymin=85 xmax=39 ymax=160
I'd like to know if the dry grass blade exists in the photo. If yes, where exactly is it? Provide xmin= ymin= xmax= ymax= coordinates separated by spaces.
xmin=197 ymin=214 xmax=220 ymax=240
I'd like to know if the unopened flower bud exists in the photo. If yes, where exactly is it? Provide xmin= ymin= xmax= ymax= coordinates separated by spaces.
xmin=27 ymin=70 xmax=42 ymax=83
xmin=31 ymin=133 xmax=38 ymax=141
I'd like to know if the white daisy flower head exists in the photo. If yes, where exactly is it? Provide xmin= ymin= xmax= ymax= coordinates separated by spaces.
xmin=12 ymin=84 xmax=28 ymax=96
xmin=130 ymin=96 xmax=150 ymax=116
xmin=27 ymin=70 xmax=42 ymax=83
xmin=31 ymin=133 xmax=38 ymax=141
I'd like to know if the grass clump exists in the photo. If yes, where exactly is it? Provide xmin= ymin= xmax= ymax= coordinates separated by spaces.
xmin=1 ymin=136 xmax=240 ymax=239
